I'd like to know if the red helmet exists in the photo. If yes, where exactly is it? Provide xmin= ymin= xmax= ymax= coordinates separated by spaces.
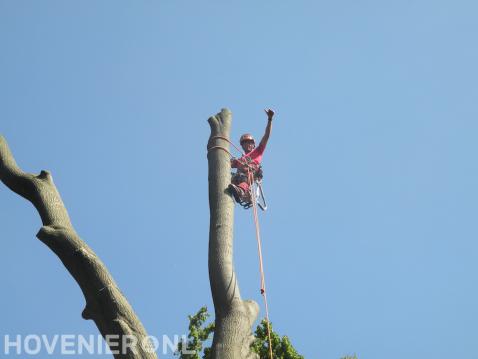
xmin=240 ymin=133 xmax=255 ymax=145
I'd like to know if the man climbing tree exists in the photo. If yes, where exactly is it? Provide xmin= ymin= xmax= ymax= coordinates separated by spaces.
xmin=207 ymin=109 xmax=263 ymax=358
xmin=228 ymin=109 xmax=274 ymax=207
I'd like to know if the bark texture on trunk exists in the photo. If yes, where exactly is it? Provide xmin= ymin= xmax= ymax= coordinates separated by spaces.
xmin=207 ymin=109 xmax=259 ymax=359
xmin=0 ymin=136 xmax=156 ymax=359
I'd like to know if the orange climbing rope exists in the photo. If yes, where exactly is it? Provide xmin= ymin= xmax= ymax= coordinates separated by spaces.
xmin=208 ymin=135 xmax=274 ymax=359
xmin=208 ymin=135 xmax=245 ymax=155
xmin=247 ymin=168 xmax=274 ymax=359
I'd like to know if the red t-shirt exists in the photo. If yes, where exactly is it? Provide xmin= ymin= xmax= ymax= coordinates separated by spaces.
xmin=232 ymin=142 xmax=266 ymax=173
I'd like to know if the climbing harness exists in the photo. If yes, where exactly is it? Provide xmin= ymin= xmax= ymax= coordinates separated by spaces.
xmin=208 ymin=135 xmax=274 ymax=359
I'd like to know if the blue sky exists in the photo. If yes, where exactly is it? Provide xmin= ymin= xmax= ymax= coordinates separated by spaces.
xmin=1 ymin=1 xmax=478 ymax=358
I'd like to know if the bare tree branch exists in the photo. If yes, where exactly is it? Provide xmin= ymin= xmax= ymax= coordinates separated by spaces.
xmin=0 ymin=135 xmax=157 ymax=359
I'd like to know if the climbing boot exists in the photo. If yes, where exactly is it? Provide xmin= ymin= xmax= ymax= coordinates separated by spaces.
xmin=228 ymin=183 xmax=244 ymax=203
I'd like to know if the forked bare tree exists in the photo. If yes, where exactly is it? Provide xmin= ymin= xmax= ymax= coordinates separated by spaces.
xmin=0 ymin=108 xmax=258 ymax=359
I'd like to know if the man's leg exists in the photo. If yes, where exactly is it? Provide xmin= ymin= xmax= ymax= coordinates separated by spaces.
xmin=228 ymin=182 xmax=250 ymax=203
xmin=238 ymin=182 xmax=249 ymax=193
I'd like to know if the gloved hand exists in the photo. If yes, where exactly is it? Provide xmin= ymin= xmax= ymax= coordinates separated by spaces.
xmin=264 ymin=108 xmax=275 ymax=120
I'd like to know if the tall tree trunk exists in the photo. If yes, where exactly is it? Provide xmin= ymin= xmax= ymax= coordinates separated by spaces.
xmin=0 ymin=136 xmax=156 ymax=359
xmin=207 ymin=109 xmax=259 ymax=359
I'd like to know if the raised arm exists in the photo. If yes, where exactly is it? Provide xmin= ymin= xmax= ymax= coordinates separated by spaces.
xmin=258 ymin=108 xmax=274 ymax=149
